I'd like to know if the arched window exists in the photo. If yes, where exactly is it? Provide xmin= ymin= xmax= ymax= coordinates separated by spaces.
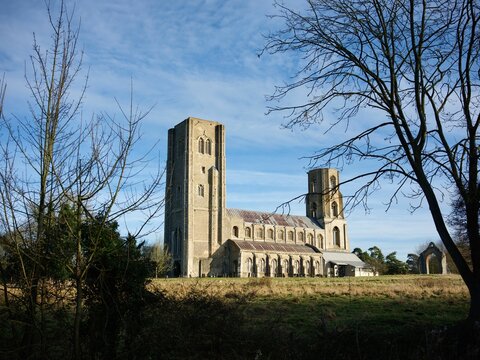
xmin=206 ymin=139 xmax=212 ymax=155
xmin=267 ymin=228 xmax=274 ymax=239
xmin=315 ymin=261 xmax=320 ymax=275
xmin=260 ymin=258 xmax=266 ymax=273
xmin=232 ymin=226 xmax=239 ymax=238
xmin=173 ymin=228 xmax=181 ymax=256
xmin=272 ymin=258 xmax=278 ymax=276
xmin=198 ymin=184 xmax=204 ymax=197
xmin=245 ymin=227 xmax=251 ymax=238
xmin=288 ymin=231 xmax=294 ymax=241
xmin=311 ymin=202 xmax=317 ymax=218
xmin=306 ymin=260 xmax=311 ymax=276
xmin=330 ymin=175 xmax=336 ymax=189
xmin=307 ymin=233 xmax=313 ymax=245
xmin=170 ymin=230 xmax=176 ymax=255
xmin=333 ymin=227 xmax=341 ymax=247
xmin=247 ymin=258 xmax=253 ymax=274
xmin=317 ymin=234 xmax=324 ymax=249
xmin=294 ymin=260 xmax=299 ymax=274
xmin=278 ymin=230 xmax=284 ymax=240
xmin=332 ymin=201 xmax=338 ymax=217
xmin=256 ymin=227 xmax=264 ymax=239
xmin=198 ymin=138 xmax=204 ymax=153
xmin=283 ymin=259 xmax=289 ymax=274
xmin=298 ymin=232 xmax=304 ymax=242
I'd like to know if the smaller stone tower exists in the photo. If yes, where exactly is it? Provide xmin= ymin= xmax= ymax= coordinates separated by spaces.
xmin=306 ymin=168 xmax=349 ymax=250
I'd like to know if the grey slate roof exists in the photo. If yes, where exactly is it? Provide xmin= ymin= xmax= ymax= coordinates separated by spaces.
xmin=229 ymin=239 xmax=319 ymax=254
xmin=226 ymin=208 xmax=323 ymax=229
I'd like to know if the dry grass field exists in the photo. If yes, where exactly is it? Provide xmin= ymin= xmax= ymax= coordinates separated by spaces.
xmin=1 ymin=275 xmax=473 ymax=359
xmin=148 ymin=275 xmax=472 ymax=359
xmin=150 ymin=274 xmax=468 ymax=299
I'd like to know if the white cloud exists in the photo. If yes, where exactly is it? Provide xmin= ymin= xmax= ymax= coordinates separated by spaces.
xmin=0 ymin=0 xmax=445 ymax=260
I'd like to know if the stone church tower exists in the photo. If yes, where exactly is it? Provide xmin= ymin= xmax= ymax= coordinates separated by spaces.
xmin=164 ymin=117 xmax=226 ymax=276
xmin=306 ymin=169 xmax=348 ymax=250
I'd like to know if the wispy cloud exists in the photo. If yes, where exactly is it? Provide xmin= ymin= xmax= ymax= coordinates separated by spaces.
xmin=0 ymin=0 xmax=442 ymax=260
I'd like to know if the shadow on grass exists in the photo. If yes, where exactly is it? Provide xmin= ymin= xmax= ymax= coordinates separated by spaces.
xmin=136 ymin=285 xmax=474 ymax=360
xmin=239 ymin=295 xmax=472 ymax=360
xmin=0 ymin=281 xmax=476 ymax=359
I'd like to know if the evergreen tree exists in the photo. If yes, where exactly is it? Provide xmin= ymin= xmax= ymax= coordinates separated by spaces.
xmin=385 ymin=252 xmax=408 ymax=275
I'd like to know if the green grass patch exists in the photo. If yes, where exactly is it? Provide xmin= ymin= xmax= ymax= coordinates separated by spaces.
xmin=151 ymin=275 xmax=471 ymax=359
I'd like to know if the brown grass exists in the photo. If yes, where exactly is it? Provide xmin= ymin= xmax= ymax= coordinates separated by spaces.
xmin=1 ymin=275 xmax=472 ymax=359
xmin=149 ymin=274 xmax=469 ymax=300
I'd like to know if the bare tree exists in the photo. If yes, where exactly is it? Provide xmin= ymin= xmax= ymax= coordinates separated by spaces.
xmin=0 ymin=1 xmax=164 ymax=358
xmin=0 ymin=75 xmax=5 ymax=119
xmin=263 ymin=0 xmax=480 ymax=322
xmin=147 ymin=240 xmax=173 ymax=278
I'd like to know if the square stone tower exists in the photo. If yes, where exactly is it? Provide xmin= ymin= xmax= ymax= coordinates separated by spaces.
xmin=164 ymin=117 xmax=226 ymax=276
xmin=306 ymin=168 xmax=349 ymax=250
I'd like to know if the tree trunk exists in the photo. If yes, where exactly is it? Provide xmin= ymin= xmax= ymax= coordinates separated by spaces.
xmin=468 ymin=282 xmax=480 ymax=322
xmin=74 ymin=276 xmax=82 ymax=360
xmin=416 ymin=173 xmax=479 ymax=322
xmin=21 ymin=278 xmax=39 ymax=359
xmin=74 ymin=197 xmax=83 ymax=360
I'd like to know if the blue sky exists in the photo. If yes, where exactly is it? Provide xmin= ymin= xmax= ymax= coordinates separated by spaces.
xmin=0 ymin=0 xmax=444 ymax=260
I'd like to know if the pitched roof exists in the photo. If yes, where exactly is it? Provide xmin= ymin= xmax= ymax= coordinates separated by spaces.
xmin=228 ymin=239 xmax=320 ymax=254
xmin=226 ymin=208 xmax=322 ymax=229
xmin=322 ymin=251 xmax=366 ymax=267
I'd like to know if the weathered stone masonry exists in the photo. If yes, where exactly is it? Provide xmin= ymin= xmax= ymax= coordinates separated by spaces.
xmin=164 ymin=117 xmax=370 ymax=277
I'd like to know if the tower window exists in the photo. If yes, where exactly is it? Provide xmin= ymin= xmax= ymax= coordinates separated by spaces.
xmin=198 ymin=184 xmax=204 ymax=197
xmin=332 ymin=201 xmax=338 ymax=217
xmin=245 ymin=227 xmax=251 ymax=238
xmin=201 ymin=166 xmax=206 ymax=174
xmin=198 ymin=138 xmax=204 ymax=153
xmin=330 ymin=175 xmax=336 ymax=189
xmin=333 ymin=227 xmax=341 ymax=247
xmin=311 ymin=202 xmax=317 ymax=218
xmin=206 ymin=139 xmax=212 ymax=155
xmin=232 ymin=226 xmax=239 ymax=238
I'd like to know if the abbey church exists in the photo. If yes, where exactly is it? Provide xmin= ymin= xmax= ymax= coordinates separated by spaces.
xmin=164 ymin=117 xmax=370 ymax=277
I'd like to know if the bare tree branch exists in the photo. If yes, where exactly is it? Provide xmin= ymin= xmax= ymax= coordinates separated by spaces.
xmin=264 ymin=0 xmax=480 ymax=321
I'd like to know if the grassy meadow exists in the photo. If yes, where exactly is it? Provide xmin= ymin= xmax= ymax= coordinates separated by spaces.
xmin=1 ymin=275 xmax=475 ymax=359
xmin=149 ymin=275 xmax=472 ymax=359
